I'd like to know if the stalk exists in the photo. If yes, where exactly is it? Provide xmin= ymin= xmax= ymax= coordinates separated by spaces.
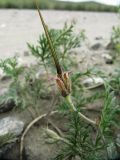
xmin=66 ymin=95 xmax=96 ymax=125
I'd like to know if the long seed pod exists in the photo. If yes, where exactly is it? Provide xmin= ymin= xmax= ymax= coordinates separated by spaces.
xmin=34 ymin=0 xmax=62 ymax=76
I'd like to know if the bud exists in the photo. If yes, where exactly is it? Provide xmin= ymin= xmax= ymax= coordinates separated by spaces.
xmin=56 ymin=72 xmax=71 ymax=97
xmin=44 ymin=128 xmax=61 ymax=143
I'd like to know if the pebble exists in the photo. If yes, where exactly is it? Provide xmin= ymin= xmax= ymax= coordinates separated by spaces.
xmin=82 ymin=77 xmax=104 ymax=88
xmin=0 ymin=88 xmax=15 ymax=113
xmin=0 ymin=117 xmax=24 ymax=158
xmin=0 ymin=99 xmax=15 ymax=113
xmin=95 ymin=36 xmax=103 ymax=40
xmin=102 ymin=53 xmax=113 ymax=64
xmin=91 ymin=43 xmax=103 ymax=50
xmin=106 ymin=41 xmax=115 ymax=50
xmin=23 ymin=51 xmax=29 ymax=57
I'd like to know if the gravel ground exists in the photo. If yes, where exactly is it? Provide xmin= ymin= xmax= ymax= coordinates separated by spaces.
xmin=0 ymin=9 xmax=119 ymax=59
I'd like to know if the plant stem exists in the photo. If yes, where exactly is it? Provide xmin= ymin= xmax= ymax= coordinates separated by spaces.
xmin=66 ymin=94 xmax=77 ymax=112
xmin=96 ymin=122 xmax=109 ymax=159
xmin=66 ymin=95 xmax=96 ymax=125
xmin=60 ymin=137 xmax=71 ymax=145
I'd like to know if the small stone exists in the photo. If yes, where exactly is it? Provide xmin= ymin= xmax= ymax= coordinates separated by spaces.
xmin=24 ymin=51 xmax=29 ymax=57
xmin=106 ymin=41 xmax=115 ymax=50
xmin=91 ymin=43 xmax=103 ymax=50
xmin=82 ymin=77 xmax=104 ymax=88
xmin=95 ymin=36 xmax=103 ymax=40
xmin=0 ymin=99 xmax=15 ymax=113
xmin=102 ymin=54 xmax=113 ymax=64
xmin=0 ymin=117 xmax=24 ymax=136
xmin=0 ymin=88 xmax=15 ymax=113
xmin=0 ymin=117 xmax=23 ymax=158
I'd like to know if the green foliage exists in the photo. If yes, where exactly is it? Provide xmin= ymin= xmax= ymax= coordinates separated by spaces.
xmin=71 ymin=68 xmax=105 ymax=82
xmin=112 ymin=26 xmax=120 ymax=45
xmin=110 ymin=69 xmax=120 ymax=95
xmin=28 ymin=23 xmax=85 ymax=71
xmin=0 ymin=57 xmax=46 ymax=110
xmin=21 ymin=68 xmax=48 ymax=109
xmin=99 ymin=86 xmax=120 ymax=135
xmin=27 ymin=34 xmax=49 ymax=63
xmin=54 ymin=82 xmax=120 ymax=160
xmin=53 ymin=65 xmax=120 ymax=159
xmin=0 ymin=0 xmax=118 ymax=12
xmin=26 ymin=5 xmax=120 ymax=159
xmin=111 ymin=26 xmax=120 ymax=54
xmin=0 ymin=133 xmax=17 ymax=148
xmin=0 ymin=57 xmax=24 ymax=81
xmin=52 ymin=113 xmax=105 ymax=160
xmin=0 ymin=83 xmax=20 ymax=107
xmin=10 ymin=68 xmax=46 ymax=110
xmin=0 ymin=57 xmax=26 ymax=109
xmin=70 ymin=68 xmax=105 ymax=109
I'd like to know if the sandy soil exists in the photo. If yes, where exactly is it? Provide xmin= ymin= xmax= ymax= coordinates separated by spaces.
xmin=0 ymin=9 xmax=119 ymax=59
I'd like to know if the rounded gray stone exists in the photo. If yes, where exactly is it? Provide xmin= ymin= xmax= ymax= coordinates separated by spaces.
xmin=0 ymin=117 xmax=24 ymax=136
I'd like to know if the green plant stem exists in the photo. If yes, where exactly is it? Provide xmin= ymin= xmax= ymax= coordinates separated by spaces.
xmin=66 ymin=95 xmax=96 ymax=125
xmin=95 ymin=126 xmax=109 ymax=159
xmin=60 ymin=137 xmax=71 ymax=145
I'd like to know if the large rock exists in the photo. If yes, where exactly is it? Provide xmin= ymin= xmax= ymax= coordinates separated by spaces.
xmin=0 ymin=117 xmax=24 ymax=136
xmin=0 ymin=117 xmax=24 ymax=159
xmin=0 ymin=142 xmax=20 ymax=160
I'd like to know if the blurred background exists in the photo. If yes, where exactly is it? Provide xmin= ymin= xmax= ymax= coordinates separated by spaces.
xmin=0 ymin=0 xmax=119 ymax=12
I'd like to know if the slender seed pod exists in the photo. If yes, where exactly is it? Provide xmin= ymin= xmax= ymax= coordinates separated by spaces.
xmin=34 ymin=0 xmax=71 ymax=97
